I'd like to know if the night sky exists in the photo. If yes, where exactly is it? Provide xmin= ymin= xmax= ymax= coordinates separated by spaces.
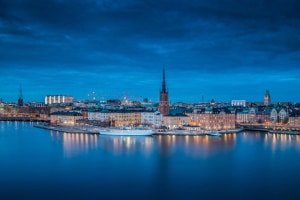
xmin=0 ymin=0 xmax=299 ymax=103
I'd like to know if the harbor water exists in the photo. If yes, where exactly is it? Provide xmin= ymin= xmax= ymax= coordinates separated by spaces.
xmin=1 ymin=122 xmax=300 ymax=200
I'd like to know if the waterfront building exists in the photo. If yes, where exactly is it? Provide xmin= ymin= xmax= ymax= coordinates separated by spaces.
xmin=110 ymin=111 xmax=142 ymax=126
xmin=1 ymin=104 xmax=17 ymax=117
xmin=270 ymin=108 xmax=278 ymax=123
xmin=141 ymin=111 xmax=162 ymax=127
xmin=270 ymin=108 xmax=288 ymax=124
xmin=88 ymin=109 xmax=161 ymax=127
xmin=236 ymin=107 xmax=270 ymax=124
xmin=0 ymin=102 xmax=4 ymax=115
xmin=236 ymin=109 xmax=249 ymax=123
xmin=50 ymin=111 xmax=83 ymax=125
xmin=88 ymin=110 xmax=109 ymax=121
xmin=278 ymin=108 xmax=288 ymax=123
xmin=231 ymin=100 xmax=246 ymax=107
xmin=264 ymin=90 xmax=271 ymax=106
xmin=88 ymin=110 xmax=142 ymax=126
xmin=158 ymin=68 xmax=169 ymax=115
xmin=187 ymin=108 xmax=236 ymax=131
xmin=289 ymin=110 xmax=300 ymax=127
xmin=162 ymin=113 xmax=189 ymax=129
xmin=255 ymin=108 xmax=271 ymax=124
xmin=248 ymin=108 xmax=257 ymax=123
xmin=45 ymin=95 xmax=74 ymax=105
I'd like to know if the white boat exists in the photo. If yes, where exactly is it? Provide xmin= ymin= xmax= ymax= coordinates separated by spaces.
xmin=219 ymin=127 xmax=244 ymax=133
xmin=99 ymin=126 xmax=155 ymax=136
xmin=207 ymin=130 xmax=222 ymax=136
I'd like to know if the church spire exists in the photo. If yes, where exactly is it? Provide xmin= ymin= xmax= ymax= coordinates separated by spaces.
xmin=18 ymin=85 xmax=23 ymax=99
xmin=18 ymin=85 xmax=24 ymax=106
xmin=158 ymin=68 xmax=169 ymax=115
xmin=161 ymin=68 xmax=167 ymax=93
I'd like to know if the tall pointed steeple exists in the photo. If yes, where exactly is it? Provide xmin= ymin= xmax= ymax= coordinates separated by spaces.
xmin=161 ymin=68 xmax=167 ymax=93
xmin=18 ymin=85 xmax=24 ymax=106
xmin=158 ymin=68 xmax=169 ymax=115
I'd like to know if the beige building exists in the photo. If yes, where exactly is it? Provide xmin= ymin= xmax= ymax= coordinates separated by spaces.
xmin=111 ymin=111 xmax=142 ymax=126
xmin=236 ymin=111 xmax=249 ymax=124
xmin=88 ymin=110 xmax=142 ymax=126
xmin=141 ymin=111 xmax=162 ymax=127
xmin=50 ymin=111 xmax=83 ymax=125
xmin=162 ymin=114 xmax=189 ymax=129
xmin=187 ymin=111 xmax=236 ymax=131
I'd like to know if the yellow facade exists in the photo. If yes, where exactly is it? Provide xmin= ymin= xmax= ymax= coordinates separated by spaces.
xmin=187 ymin=113 xmax=236 ymax=131
xmin=109 ymin=112 xmax=142 ymax=126
xmin=162 ymin=115 xmax=189 ymax=129
xmin=50 ymin=113 xmax=83 ymax=125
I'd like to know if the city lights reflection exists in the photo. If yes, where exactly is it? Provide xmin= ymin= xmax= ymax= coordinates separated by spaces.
xmin=47 ymin=129 xmax=300 ymax=159
xmin=264 ymin=133 xmax=300 ymax=152
xmin=50 ymin=131 xmax=99 ymax=157
xmin=156 ymin=133 xmax=237 ymax=158
xmin=99 ymin=135 xmax=153 ymax=156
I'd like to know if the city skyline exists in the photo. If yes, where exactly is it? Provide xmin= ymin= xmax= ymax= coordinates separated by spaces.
xmin=1 ymin=0 xmax=300 ymax=103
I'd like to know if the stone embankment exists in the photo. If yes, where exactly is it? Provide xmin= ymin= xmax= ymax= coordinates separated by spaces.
xmin=34 ymin=123 xmax=99 ymax=134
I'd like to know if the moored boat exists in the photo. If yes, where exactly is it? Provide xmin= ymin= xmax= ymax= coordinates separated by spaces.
xmin=207 ymin=130 xmax=222 ymax=136
xmin=219 ymin=127 xmax=244 ymax=134
xmin=99 ymin=126 xmax=155 ymax=136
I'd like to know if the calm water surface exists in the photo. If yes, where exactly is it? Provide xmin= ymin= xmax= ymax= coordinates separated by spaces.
xmin=1 ymin=122 xmax=300 ymax=200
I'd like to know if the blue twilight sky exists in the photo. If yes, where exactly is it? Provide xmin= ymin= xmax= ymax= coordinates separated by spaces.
xmin=0 ymin=0 xmax=300 ymax=103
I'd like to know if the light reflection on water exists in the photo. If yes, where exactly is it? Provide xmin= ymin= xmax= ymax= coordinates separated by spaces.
xmin=45 ymin=128 xmax=300 ymax=161
xmin=49 ymin=131 xmax=238 ymax=158
xmin=264 ymin=133 xmax=300 ymax=152
xmin=50 ymin=131 xmax=99 ymax=157
xmin=156 ymin=134 xmax=237 ymax=158
xmin=99 ymin=135 xmax=154 ymax=156
xmin=51 ymin=131 xmax=300 ymax=159
xmin=1 ymin=122 xmax=300 ymax=200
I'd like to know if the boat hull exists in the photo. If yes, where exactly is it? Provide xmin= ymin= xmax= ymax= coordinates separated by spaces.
xmin=99 ymin=128 xmax=155 ymax=136
xmin=207 ymin=131 xmax=222 ymax=136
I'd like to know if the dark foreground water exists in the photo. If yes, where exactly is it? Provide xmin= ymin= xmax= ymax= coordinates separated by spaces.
xmin=1 ymin=122 xmax=300 ymax=200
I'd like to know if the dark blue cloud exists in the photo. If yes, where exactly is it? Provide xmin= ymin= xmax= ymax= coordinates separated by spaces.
xmin=0 ymin=0 xmax=299 ymax=102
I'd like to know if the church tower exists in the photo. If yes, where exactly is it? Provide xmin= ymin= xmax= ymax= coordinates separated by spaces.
xmin=158 ymin=68 xmax=169 ymax=115
xmin=18 ymin=86 xmax=24 ymax=106
xmin=264 ymin=90 xmax=271 ymax=106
